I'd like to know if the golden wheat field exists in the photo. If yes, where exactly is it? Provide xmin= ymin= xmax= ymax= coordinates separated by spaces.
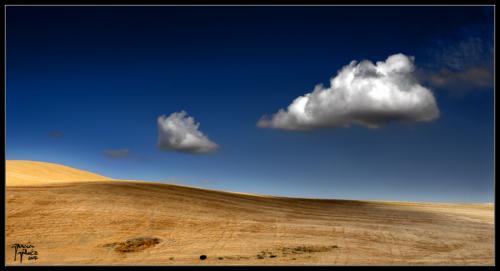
xmin=5 ymin=160 xmax=494 ymax=265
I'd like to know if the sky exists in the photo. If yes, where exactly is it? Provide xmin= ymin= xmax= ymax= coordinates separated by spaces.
xmin=6 ymin=6 xmax=495 ymax=202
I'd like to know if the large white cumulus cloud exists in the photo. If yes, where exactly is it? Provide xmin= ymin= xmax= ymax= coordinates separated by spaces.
xmin=157 ymin=111 xmax=218 ymax=154
xmin=258 ymin=53 xmax=440 ymax=131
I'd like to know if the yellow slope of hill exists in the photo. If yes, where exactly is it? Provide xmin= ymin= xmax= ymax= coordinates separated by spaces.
xmin=6 ymin=160 xmax=111 ymax=186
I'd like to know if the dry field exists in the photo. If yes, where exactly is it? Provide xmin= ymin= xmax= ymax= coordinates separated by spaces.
xmin=5 ymin=160 xmax=494 ymax=265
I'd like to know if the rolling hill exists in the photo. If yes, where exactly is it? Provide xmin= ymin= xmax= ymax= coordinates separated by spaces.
xmin=5 ymin=160 xmax=494 ymax=265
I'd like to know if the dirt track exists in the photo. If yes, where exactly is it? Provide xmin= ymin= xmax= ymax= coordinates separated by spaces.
xmin=5 ymin=161 xmax=494 ymax=265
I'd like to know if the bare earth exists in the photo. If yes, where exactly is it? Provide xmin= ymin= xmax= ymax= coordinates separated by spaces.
xmin=5 ymin=160 xmax=494 ymax=265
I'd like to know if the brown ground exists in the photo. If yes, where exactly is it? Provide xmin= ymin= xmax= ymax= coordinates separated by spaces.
xmin=5 ymin=160 xmax=494 ymax=265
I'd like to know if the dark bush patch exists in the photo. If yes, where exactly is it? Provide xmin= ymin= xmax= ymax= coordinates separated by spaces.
xmin=280 ymin=245 xmax=339 ymax=256
xmin=104 ymin=237 xmax=161 ymax=253
xmin=200 ymin=255 xmax=207 ymax=260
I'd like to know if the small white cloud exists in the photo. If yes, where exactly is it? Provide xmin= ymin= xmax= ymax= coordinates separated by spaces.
xmin=419 ymin=66 xmax=493 ymax=92
xmin=258 ymin=53 xmax=440 ymax=131
xmin=103 ymin=149 xmax=130 ymax=158
xmin=157 ymin=111 xmax=218 ymax=154
xmin=430 ymin=36 xmax=492 ymax=71
xmin=421 ymin=35 xmax=494 ymax=92
xmin=48 ymin=131 xmax=64 ymax=138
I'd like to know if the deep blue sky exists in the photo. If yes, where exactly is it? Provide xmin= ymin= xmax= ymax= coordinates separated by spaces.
xmin=7 ymin=6 xmax=494 ymax=202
